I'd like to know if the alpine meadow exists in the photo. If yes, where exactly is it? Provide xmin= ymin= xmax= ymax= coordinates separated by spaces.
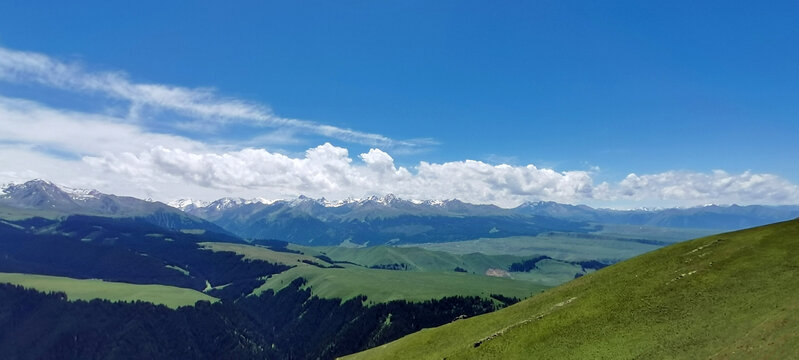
xmin=1 ymin=2 xmax=798 ymax=360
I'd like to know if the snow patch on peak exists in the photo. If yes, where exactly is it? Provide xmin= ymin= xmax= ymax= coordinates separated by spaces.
xmin=250 ymin=197 xmax=278 ymax=205
xmin=168 ymin=199 xmax=209 ymax=210
xmin=425 ymin=199 xmax=446 ymax=206
xmin=60 ymin=185 xmax=101 ymax=201
xmin=322 ymin=197 xmax=359 ymax=207
xmin=210 ymin=197 xmax=249 ymax=210
xmin=378 ymin=194 xmax=399 ymax=205
xmin=0 ymin=182 xmax=11 ymax=197
xmin=171 ymin=197 xmax=275 ymax=210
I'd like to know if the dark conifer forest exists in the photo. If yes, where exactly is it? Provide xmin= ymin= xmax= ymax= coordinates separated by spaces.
xmin=0 ymin=281 xmax=502 ymax=360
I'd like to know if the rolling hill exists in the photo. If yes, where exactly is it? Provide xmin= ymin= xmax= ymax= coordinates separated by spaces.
xmin=0 ymin=272 xmax=216 ymax=308
xmin=344 ymin=218 xmax=799 ymax=359
xmin=200 ymin=242 xmax=554 ymax=303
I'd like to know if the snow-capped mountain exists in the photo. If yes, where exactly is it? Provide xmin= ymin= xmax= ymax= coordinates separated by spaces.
xmin=172 ymin=193 xmax=591 ymax=246
xmin=168 ymin=192 xmax=799 ymax=246
xmin=168 ymin=198 xmax=210 ymax=212
xmin=0 ymin=180 xmax=229 ymax=233
xmin=5 ymin=179 xmax=799 ymax=247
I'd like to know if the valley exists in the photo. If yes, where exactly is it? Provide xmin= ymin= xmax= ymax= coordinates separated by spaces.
xmin=2 ymin=6 xmax=796 ymax=359
xmin=1 ymin=180 xmax=797 ymax=359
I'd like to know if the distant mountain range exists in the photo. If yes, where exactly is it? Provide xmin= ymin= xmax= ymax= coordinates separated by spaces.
xmin=171 ymin=194 xmax=799 ymax=245
xmin=4 ymin=180 xmax=799 ymax=247
xmin=0 ymin=180 xmax=228 ymax=234
xmin=514 ymin=201 xmax=799 ymax=230
xmin=171 ymin=194 xmax=592 ymax=246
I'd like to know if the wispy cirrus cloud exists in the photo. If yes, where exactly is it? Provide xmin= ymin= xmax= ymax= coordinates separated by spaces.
xmin=0 ymin=46 xmax=433 ymax=149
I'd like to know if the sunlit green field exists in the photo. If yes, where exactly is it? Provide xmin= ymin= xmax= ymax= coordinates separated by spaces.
xmin=256 ymin=264 xmax=548 ymax=303
xmin=202 ymin=241 xmax=557 ymax=303
xmin=0 ymin=272 xmax=217 ymax=309
xmin=199 ymin=241 xmax=326 ymax=266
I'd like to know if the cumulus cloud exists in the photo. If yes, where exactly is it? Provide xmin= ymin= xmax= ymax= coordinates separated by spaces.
xmin=615 ymin=170 xmax=799 ymax=205
xmin=83 ymin=143 xmax=597 ymax=206
xmin=78 ymin=141 xmax=799 ymax=207
xmin=1 ymin=45 xmax=798 ymax=207
xmin=0 ymin=46 xmax=431 ymax=149
xmin=1 ymin=95 xmax=798 ymax=207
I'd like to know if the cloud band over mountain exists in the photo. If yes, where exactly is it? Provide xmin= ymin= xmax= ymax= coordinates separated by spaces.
xmin=1 ymin=45 xmax=798 ymax=207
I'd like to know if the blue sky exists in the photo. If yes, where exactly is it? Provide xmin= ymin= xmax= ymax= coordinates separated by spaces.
xmin=1 ymin=1 xmax=798 ymax=207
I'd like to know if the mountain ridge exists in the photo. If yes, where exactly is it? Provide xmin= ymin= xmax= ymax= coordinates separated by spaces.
xmin=0 ymin=179 xmax=230 ymax=234
xmin=5 ymin=179 xmax=799 ymax=246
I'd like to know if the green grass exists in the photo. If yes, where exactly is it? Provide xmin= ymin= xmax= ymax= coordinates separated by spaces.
xmin=408 ymin=226 xmax=718 ymax=262
xmin=298 ymin=244 xmax=591 ymax=286
xmin=594 ymin=223 xmax=717 ymax=242
xmin=202 ymin=242 xmax=565 ymax=303
xmin=0 ymin=205 xmax=65 ymax=220
xmin=410 ymin=233 xmax=665 ymax=261
xmin=508 ymin=259 xmax=585 ymax=286
xmin=199 ymin=242 xmax=330 ymax=267
xmin=344 ymin=219 xmax=799 ymax=359
xmin=0 ymin=272 xmax=217 ymax=309
xmin=256 ymin=264 xmax=548 ymax=303
xmin=299 ymin=245 xmax=525 ymax=273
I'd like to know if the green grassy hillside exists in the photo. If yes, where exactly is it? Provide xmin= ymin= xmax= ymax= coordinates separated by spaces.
xmin=0 ymin=272 xmax=217 ymax=308
xmin=300 ymin=245 xmax=586 ymax=287
xmin=300 ymin=245 xmax=523 ymax=273
xmin=344 ymin=219 xmax=799 ymax=359
xmin=199 ymin=242 xmax=328 ymax=266
xmin=256 ymin=265 xmax=547 ymax=303
xmin=199 ymin=241 xmax=549 ymax=303
xmin=412 ymin=233 xmax=665 ymax=261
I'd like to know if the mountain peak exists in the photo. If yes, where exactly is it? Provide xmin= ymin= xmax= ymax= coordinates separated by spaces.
xmin=168 ymin=198 xmax=210 ymax=211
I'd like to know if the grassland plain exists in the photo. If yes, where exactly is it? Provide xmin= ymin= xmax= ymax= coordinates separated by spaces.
xmin=255 ymin=264 xmax=548 ymax=303
xmin=201 ymin=241 xmax=556 ymax=303
xmin=299 ymin=245 xmax=525 ymax=273
xmin=344 ymin=219 xmax=799 ymax=359
xmin=410 ymin=233 xmax=659 ymax=261
xmin=0 ymin=272 xmax=217 ymax=308
xmin=300 ymin=245 xmax=585 ymax=287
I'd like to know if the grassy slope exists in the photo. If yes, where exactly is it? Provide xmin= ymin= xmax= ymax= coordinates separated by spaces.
xmin=301 ymin=245 xmax=584 ymax=287
xmin=199 ymin=241 xmax=549 ymax=303
xmin=411 ymin=234 xmax=659 ymax=261
xmin=0 ymin=205 xmax=64 ymax=220
xmin=410 ymin=226 xmax=717 ymax=262
xmin=199 ymin=242 xmax=327 ymax=267
xmin=0 ymin=272 xmax=217 ymax=309
xmin=256 ymin=265 xmax=547 ymax=303
xmin=300 ymin=245 xmax=524 ymax=273
xmin=345 ymin=219 xmax=799 ymax=359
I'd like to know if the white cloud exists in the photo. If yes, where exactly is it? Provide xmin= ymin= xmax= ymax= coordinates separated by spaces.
xmin=79 ymin=141 xmax=799 ymax=207
xmin=615 ymin=170 xmax=799 ymax=205
xmin=0 ymin=96 xmax=202 ymax=156
xmin=85 ymin=144 xmax=599 ymax=207
xmin=1 ymin=46 xmax=798 ymax=208
xmin=0 ymin=46 xmax=431 ymax=149
xmin=1 ymin=95 xmax=798 ymax=207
